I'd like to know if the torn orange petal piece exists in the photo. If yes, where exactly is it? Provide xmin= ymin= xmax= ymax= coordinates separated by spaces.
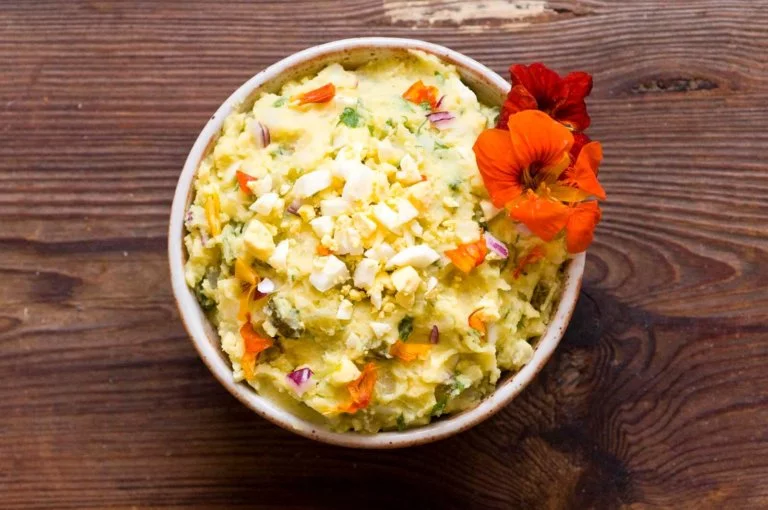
xmin=340 ymin=363 xmax=377 ymax=414
xmin=390 ymin=341 xmax=432 ymax=362
xmin=565 ymin=202 xmax=602 ymax=253
xmin=296 ymin=83 xmax=336 ymax=105
xmin=241 ymin=322 xmax=273 ymax=355
xmin=513 ymin=245 xmax=546 ymax=279
xmin=402 ymin=80 xmax=439 ymax=109
xmin=241 ymin=352 xmax=256 ymax=380
xmin=468 ymin=309 xmax=487 ymax=334
xmin=445 ymin=237 xmax=487 ymax=273
xmin=236 ymin=170 xmax=256 ymax=193
xmin=235 ymin=258 xmax=259 ymax=286
xmin=237 ymin=286 xmax=255 ymax=322
xmin=507 ymin=192 xmax=570 ymax=242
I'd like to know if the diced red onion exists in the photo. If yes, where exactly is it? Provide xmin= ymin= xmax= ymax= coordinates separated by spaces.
xmin=287 ymin=199 xmax=301 ymax=216
xmin=185 ymin=209 xmax=193 ymax=224
xmin=256 ymin=278 xmax=275 ymax=294
xmin=426 ymin=111 xmax=455 ymax=130
xmin=250 ymin=121 xmax=271 ymax=148
xmin=435 ymin=95 xmax=445 ymax=109
xmin=429 ymin=325 xmax=439 ymax=344
xmin=286 ymin=367 xmax=313 ymax=395
xmin=484 ymin=233 xmax=509 ymax=258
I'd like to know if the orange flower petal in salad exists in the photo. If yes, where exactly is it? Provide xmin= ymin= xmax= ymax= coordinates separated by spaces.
xmin=507 ymin=191 xmax=571 ymax=242
xmin=468 ymin=309 xmax=487 ymax=334
xmin=339 ymin=363 xmax=377 ymax=414
xmin=390 ymin=340 xmax=431 ymax=362
xmin=513 ymin=245 xmax=547 ymax=279
xmin=295 ymin=83 xmax=336 ymax=105
xmin=241 ymin=321 xmax=273 ymax=355
xmin=445 ymin=236 xmax=488 ymax=273
xmin=402 ymin=80 xmax=439 ymax=110
xmin=236 ymin=170 xmax=257 ymax=193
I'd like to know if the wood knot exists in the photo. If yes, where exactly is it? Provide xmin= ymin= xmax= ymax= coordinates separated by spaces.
xmin=631 ymin=77 xmax=719 ymax=94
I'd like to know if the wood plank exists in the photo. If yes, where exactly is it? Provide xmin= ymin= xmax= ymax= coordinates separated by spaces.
xmin=2 ymin=0 xmax=767 ymax=508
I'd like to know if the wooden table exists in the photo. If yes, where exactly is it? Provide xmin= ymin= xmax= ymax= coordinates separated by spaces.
xmin=3 ymin=1 xmax=767 ymax=508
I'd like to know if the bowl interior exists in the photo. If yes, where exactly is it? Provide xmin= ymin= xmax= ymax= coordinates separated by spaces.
xmin=170 ymin=37 xmax=584 ymax=448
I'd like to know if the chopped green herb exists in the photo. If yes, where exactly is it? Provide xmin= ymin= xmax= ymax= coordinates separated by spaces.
xmin=339 ymin=107 xmax=361 ymax=128
xmin=386 ymin=118 xmax=396 ymax=128
xmin=415 ymin=118 xmax=428 ymax=134
xmin=398 ymin=315 xmax=414 ymax=341
xmin=434 ymin=71 xmax=445 ymax=84
xmin=195 ymin=281 xmax=215 ymax=311
xmin=448 ymin=178 xmax=462 ymax=192
xmin=431 ymin=378 xmax=466 ymax=417
xmin=434 ymin=141 xmax=449 ymax=150
xmin=367 ymin=124 xmax=375 ymax=136
xmin=396 ymin=414 xmax=406 ymax=431
xmin=531 ymin=282 xmax=550 ymax=310
xmin=272 ymin=97 xmax=287 ymax=107
xmin=419 ymin=100 xmax=432 ymax=111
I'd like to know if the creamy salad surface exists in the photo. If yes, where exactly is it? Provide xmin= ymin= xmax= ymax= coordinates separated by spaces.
xmin=184 ymin=51 xmax=567 ymax=433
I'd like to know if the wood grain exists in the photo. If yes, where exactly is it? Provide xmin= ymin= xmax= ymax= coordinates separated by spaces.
xmin=2 ymin=1 xmax=768 ymax=508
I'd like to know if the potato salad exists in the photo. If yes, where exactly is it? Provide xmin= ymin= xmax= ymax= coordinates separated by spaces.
xmin=183 ymin=50 xmax=568 ymax=433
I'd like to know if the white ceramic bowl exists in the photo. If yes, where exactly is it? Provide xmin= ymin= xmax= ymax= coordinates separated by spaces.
xmin=169 ymin=37 xmax=585 ymax=448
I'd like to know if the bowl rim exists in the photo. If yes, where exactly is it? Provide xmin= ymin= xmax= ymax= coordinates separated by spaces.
xmin=168 ymin=36 xmax=585 ymax=449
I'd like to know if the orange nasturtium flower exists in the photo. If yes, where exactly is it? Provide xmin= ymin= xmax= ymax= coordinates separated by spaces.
xmin=390 ymin=340 xmax=431 ymax=362
xmin=240 ymin=319 xmax=273 ymax=380
xmin=339 ymin=362 xmax=377 ymax=414
xmin=402 ymin=80 xmax=439 ymax=110
xmin=497 ymin=63 xmax=593 ymax=133
xmin=295 ymin=83 xmax=336 ymax=105
xmin=445 ymin=236 xmax=488 ymax=273
xmin=473 ymin=110 xmax=605 ymax=253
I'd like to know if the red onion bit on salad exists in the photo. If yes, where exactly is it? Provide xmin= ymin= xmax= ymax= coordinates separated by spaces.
xmin=426 ymin=111 xmax=455 ymax=130
xmin=249 ymin=121 xmax=271 ymax=148
xmin=484 ymin=233 xmax=509 ymax=259
xmin=287 ymin=199 xmax=302 ymax=216
xmin=435 ymin=95 xmax=445 ymax=109
xmin=286 ymin=367 xmax=313 ymax=395
xmin=429 ymin=325 xmax=440 ymax=344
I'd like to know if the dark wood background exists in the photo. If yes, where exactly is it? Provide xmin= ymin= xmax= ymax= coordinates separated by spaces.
xmin=3 ymin=1 xmax=767 ymax=508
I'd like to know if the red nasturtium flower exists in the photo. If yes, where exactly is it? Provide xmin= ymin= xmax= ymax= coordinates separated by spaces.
xmin=497 ymin=63 xmax=593 ymax=133
xmin=473 ymin=110 xmax=605 ymax=253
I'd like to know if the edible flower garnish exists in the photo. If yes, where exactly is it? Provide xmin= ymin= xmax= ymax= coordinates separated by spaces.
xmin=339 ymin=362 xmax=377 ymax=414
xmin=390 ymin=340 xmax=431 ymax=362
xmin=473 ymin=109 xmax=605 ymax=253
xmin=236 ymin=170 xmax=257 ymax=193
xmin=240 ymin=318 xmax=273 ymax=379
xmin=497 ymin=63 xmax=593 ymax=132
xmin=468 ymin=308 xmax=487 ymax=334
xmin=204 ymin=195 xmax=221 ymax=237
xmin=403 ymin=80 xmax=439 ymax=110
xmin=235 ymin=258 xmax=265 ymax=321
xmin=513 ymin=245 xmax=546 ymax=279
xmin=445 ymin=236 xmax=488 ymax=273
xmin=295 ymin=83 xmax=336 ymax=105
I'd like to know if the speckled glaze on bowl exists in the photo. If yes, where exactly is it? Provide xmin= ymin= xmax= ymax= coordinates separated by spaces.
xmin=168 ymin=37 xmax=585 ymax=449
